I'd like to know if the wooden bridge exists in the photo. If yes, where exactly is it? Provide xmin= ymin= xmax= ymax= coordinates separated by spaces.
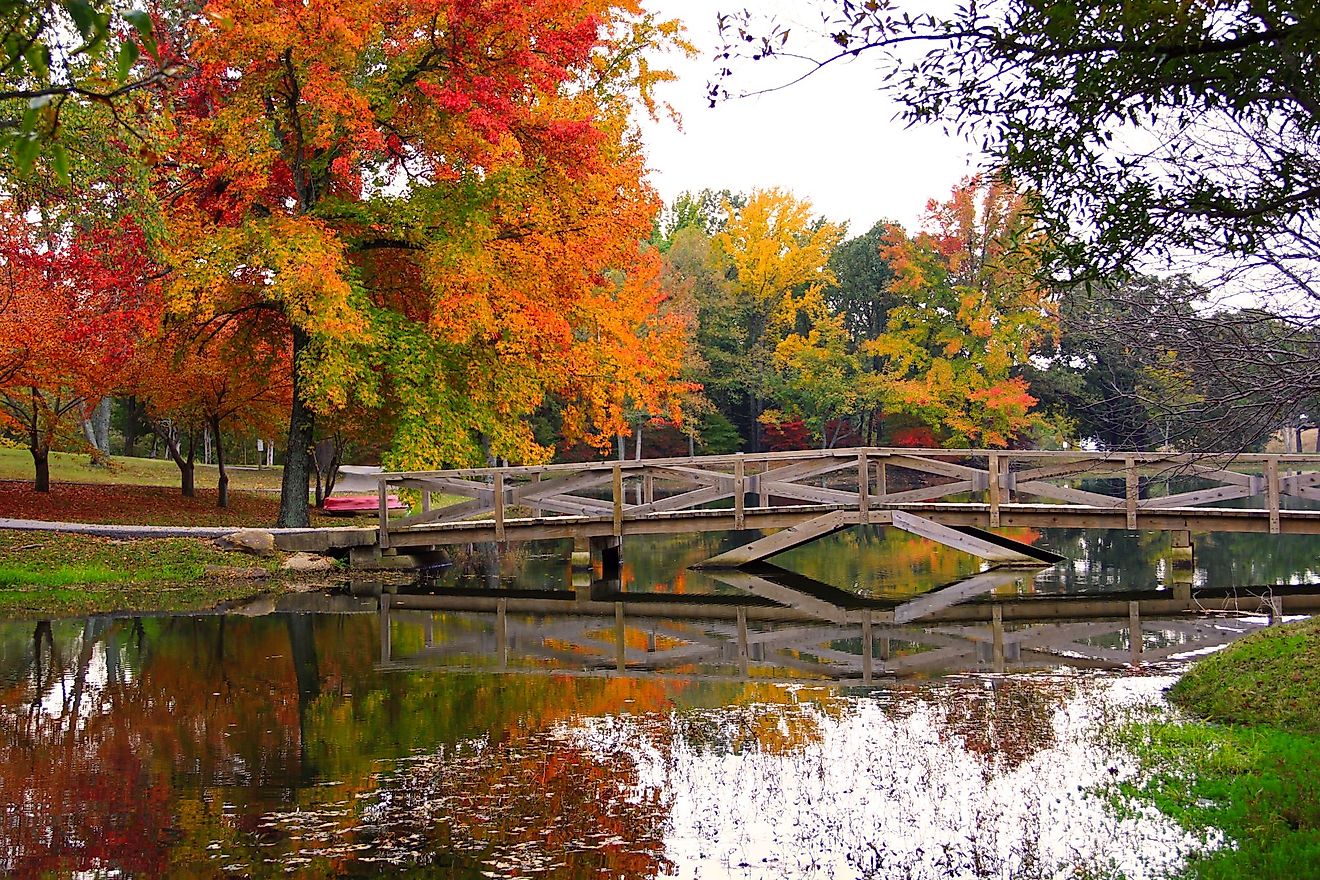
xmin=371 ymin=448 xmax=1320 ymax=569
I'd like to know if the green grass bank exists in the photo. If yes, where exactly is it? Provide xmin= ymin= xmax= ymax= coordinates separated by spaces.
xmin=1120 ymin=617 xmax=1320 ymax=879
xmin=0 ymin=530 xmax=296 ymax=619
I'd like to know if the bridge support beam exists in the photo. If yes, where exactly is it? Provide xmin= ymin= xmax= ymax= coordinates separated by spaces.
xmin=1171 ymin=530 xmax=1194 ymax=601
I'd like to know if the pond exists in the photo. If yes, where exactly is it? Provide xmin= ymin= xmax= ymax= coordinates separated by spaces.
xmin=0 ymin=526 xmax=1315 ymax=879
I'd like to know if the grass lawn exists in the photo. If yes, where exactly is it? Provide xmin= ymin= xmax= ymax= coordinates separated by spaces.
xmin=0 ymin=530 xmax=299 ymax=618
xmin=1118 ymin=618 xmax=1320 ymax=879
xmin=0 ymin=446 xmax=288 ymax=491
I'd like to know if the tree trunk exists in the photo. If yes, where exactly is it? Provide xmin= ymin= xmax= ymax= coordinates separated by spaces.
xmin=212 ymin=415 xmax=229 ymax=508
xmin=634 ymin=423 xmax=643 ymax=460
xmin=31 ymin=445 xmax=49 ymax=493
xmin=278 ymin=327 xmax=314 ymax=527
xmin=182 ymin=431 xmax=196 ymax=497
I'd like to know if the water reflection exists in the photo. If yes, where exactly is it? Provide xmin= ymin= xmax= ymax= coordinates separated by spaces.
xmin=5 ymin=521 xmax=1316 ymax=878
xmin=430 ymin=527 xmax=1320 ymax=601
xmin=0 ymin=596 xmax=1272 ymax=879
xmin=379 ymin=596 xmax=1271 ymax=681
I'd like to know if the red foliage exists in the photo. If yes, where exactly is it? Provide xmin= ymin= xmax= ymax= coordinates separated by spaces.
xmin=891 ymin=426 xmax=937 ymax=448
xmin=0 ymin=481 xmax=351 ymax=527
xmin=762 ymin=418 xmax=811 ymax=452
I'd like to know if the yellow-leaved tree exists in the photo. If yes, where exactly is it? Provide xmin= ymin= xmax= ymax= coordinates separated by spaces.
xmin=713 ymin=189 xmax=843 ymax=450
xmin=867 ymin=176 xmax=1059 ymax=446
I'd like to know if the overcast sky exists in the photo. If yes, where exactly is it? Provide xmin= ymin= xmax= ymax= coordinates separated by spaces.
xmin=638 ymin=0 xmax=983 ymax=236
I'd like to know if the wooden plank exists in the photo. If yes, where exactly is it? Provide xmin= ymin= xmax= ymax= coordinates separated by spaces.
xmin=876 ymin=459 xmax=887 ymax=498
xmin=494 ymin=473 xmax=505 ymax=541
xmin=889 ymin=510 xmax=1041 ymax=564
xmin=629 ymin=483 xmax=732 ymax=515
xmin=858 ymin=451 xmax=870 ymax=524
xmin=612 ymin=463 xmax=623 ymax=537
xmin=524 ymin=495 xmax=613 ymax=517
xmin=761 ymin=480 xmax=858 ymax=506
xmin=513 ymin=469 xmax=614 ymax=503
xmin=375 ymin=447 xmax=1320 ymax=483
xmin=889 ymin=455 xmax=986 ymax=480
xmin=880 ymin=481 xmax=975 ymax=504
xmin=1014 ymin=480 xmax=1124 ymax=508
xmin=696 ymin=511 xmax=851 ymax=568
xmin=1280 ymin=472 xmax=1320 ymax=498
xmin=1125 ymin=456 xmax=1138 ymax=529
xmin=1139 ymin=484 xmax=1254 ymax=509
xmin=987 ymin=453 xmax=1001 ymax=527
xmin=391 ymin=496 xmax=492 ymax=529
xmin=734 ymin=455 xmax=745 ymax=529
xmin=1183 ymin=464 xmax=1256 ymax=487
xmin=645 ymin=465 xmax=731 ymax=488
xmin=1015 ymin=458 xmax=1115 ymax=482
xmin=1267 ymin=457 xmax=1281 ymax=534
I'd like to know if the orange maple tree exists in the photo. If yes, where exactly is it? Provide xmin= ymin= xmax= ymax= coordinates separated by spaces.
xmin=147 ymin=0 xmax=693 ymax=524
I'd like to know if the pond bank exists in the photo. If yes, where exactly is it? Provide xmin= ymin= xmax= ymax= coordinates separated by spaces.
xmin=0 ymin=529 xmax=321 ymax=618
xmin=1120 ymin=617 xmax=1320 ymax=878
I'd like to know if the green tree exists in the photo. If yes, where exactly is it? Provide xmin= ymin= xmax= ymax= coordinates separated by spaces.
xmin=712 ymin=188 xmax=844 ymax=450
xmin=822 ymin=220 xmax=897 ymax=443
xmin=769 ymin=285 xmax=873 ymax=448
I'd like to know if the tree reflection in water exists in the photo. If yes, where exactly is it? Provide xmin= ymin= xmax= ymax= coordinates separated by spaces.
xmin=0 ymin=612 xmax=1213 ymax=879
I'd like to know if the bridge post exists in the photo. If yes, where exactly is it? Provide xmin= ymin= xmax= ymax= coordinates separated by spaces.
xmin=493 ymin=472 xmax=505 ymax=541
xmin=1171 ymin=530 xmax=1194 ymax=601
xmin=1267 ymin=457 xmax=1281 ymax=534
xmin=876 ymin=457 xmax=887 ymax=501
xmin=1125 ymin=456 xmax=1139 ymax=529
xmin=612 ymin=463 xmax=623 ymax=536
xmin=734 ymin=455 xmax=746 ymax=528
xmin=858 ymin=450 xmax=870 ymax=524
xmin=377 ymin=479 xmax=390 ymax=549
xmin=988 ymin=453 xmax=1001 ymax=527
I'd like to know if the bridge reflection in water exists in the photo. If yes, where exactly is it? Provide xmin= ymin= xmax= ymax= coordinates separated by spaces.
xmin=372 ymin=560 xmax=1310 ymax=683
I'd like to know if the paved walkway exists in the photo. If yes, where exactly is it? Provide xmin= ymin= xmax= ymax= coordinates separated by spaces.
xmin=0 ymin=518 xmax=376 ymax=551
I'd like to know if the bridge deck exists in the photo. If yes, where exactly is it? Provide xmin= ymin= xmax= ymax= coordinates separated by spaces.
xmin=375 ymin=446 xmax=1320 ymax=552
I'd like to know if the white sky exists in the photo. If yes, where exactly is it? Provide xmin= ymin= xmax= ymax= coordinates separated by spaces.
xmin=638 ymin=0 xmax=983 ymax=235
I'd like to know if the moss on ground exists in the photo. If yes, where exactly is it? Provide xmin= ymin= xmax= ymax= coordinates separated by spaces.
xmin=0 ymin=530 xmax=297 ymax=619
xmin=1119 ymin=618 xmax=1320 ymax=879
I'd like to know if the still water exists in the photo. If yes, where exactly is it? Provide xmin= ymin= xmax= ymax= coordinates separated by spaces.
xmin=1 ymin=527 xmax=1315 ymax=879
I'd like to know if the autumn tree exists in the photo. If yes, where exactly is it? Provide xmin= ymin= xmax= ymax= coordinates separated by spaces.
xmin=132 ymin=317 xmax=292 ymax=506
xmin=0 ymin=202 xmax=150 ymax=491
xmin=152 ymin=0 xmax=694 ymax=525
xmin=868 ymin=177 xmax=1058 ymax=447
xmin=712 ymin=188 xmax=843 ymax=449
xmin=715 ymin=3 xmax=1320 ymax=449
xmin=768 ymin=286 xmax=874 ymax=448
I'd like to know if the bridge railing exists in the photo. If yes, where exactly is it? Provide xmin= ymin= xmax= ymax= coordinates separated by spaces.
xmin=375 ymin=447 xmax=1320 ymax=547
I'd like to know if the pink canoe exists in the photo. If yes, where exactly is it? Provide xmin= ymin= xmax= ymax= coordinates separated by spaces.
xmin=323 ymin=494 xmax=406 ymax=515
